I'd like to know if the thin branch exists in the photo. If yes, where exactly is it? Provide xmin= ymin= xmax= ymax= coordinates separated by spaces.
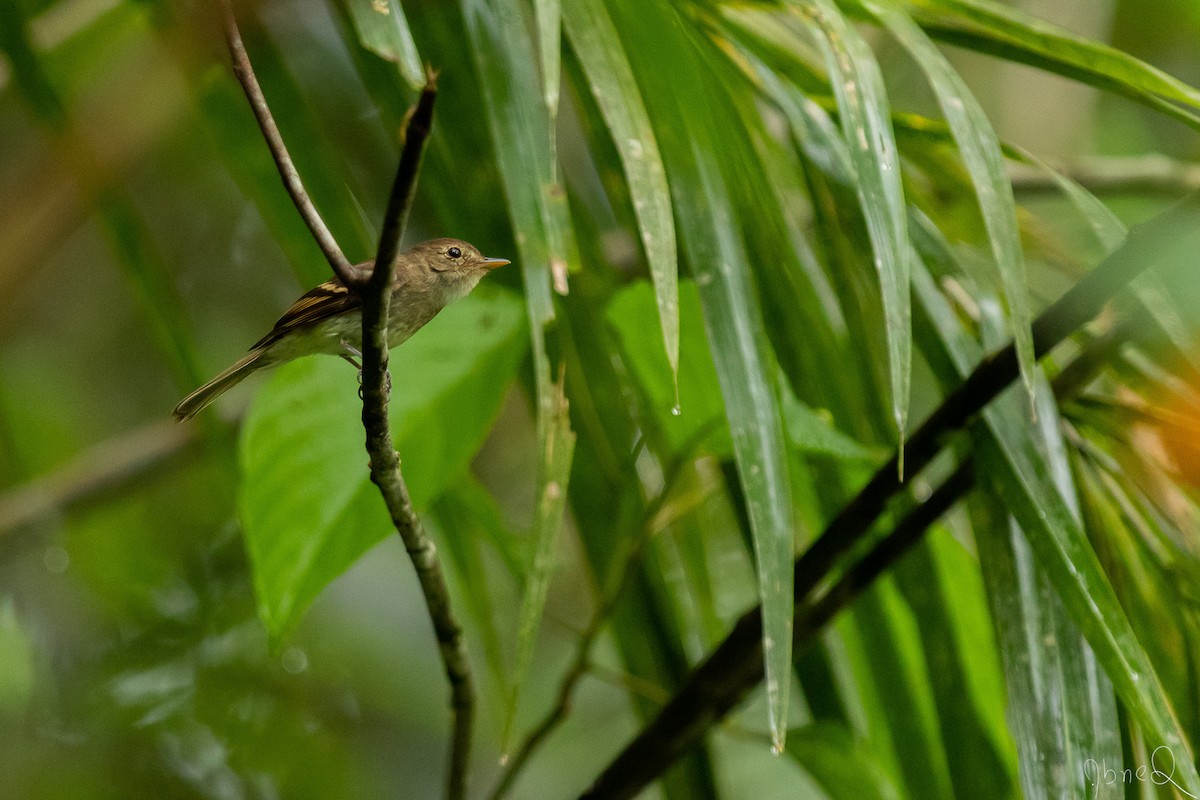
xmin=218 ymin=0 xmax=357 ymax=285
xmin=579 ymin=193 xmax=1200 ymax=800
xmin=0 ymin=420 xmax=196 ymax=539
xmin=216 ymin=9 xmax=469 ymax=795
xmin=356 ymin=74 xmax=474 ymax=800
xmin=1010 ymin=155 xmax=1200 ymax=197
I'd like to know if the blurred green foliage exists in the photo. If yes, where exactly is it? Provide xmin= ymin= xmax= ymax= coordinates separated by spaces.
xmin=3 ymin=0 xmax=1200 ymax=798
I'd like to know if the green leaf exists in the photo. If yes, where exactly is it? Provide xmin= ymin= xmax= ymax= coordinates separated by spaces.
xmin=606 ymin=0 xmax=796 ymax=749
xmin=910 ymin=252 xmax=1200 ymax=797
xmin=461 ymin=0 xmax=567 ymax=382
xmin=431 ymin=478 xmax=519 ymax=697
xmin=565 ymin=0 xmax=680 ymax=390
xmin=1013 ymin=149 xmax=1200 ymax=372
xmin=839 ymin=579 xmax=955 ymax=799
xmin=778 ymin=384 xmax=883 ymax=462
xmin=902 ymin=0 xmax=1200 ymax=130
xmin=503 ymin=375 xmax=576 ymax=749
xmin=968 ymin=493 xmax=1123 ymax=800
xmin=800 ymin=0 xmax=912 ymax=444
xmin=238 ymin=290 xmax=527 ymax=642
xmin=783 ymin=721 xmax=903 ymax=800
xmin=340 ymin=0 xmax=424 ymax=89
xmin=534 ymin=0 xmax=561 ymax=118
xmin=868 ymin=2 xmax=1035 ymax=405
xmin=0 ymin=599 xmax=34 ymax=715
xmin=606 ymin=279 xmax=728 ymax=457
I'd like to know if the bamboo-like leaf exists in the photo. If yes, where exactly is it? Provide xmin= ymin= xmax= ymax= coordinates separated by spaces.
xmin=607 ymin=280 xmax=728 ymax=457
xmin=903 ymin=0 xmax=1200 ymax=129
xmin=239 ymin=291 xmax=526 ymax=642
xmin=565 ymin=0 xmax=680 ymax=390
xmin=869 ymin=2 xmax=1035 ymax=403
xmin=503 ymin=374 xmax=576 ymax=749
xmin=909 ymin=244 xmax=1200 ymax=796
xmin=784 ymin=721 xmax=903 ymax=800
xmin=340 ymin=0 xmax=424 ymax=89
xmin=779 ymin=384 xmax=882 ymax=462
xmin=839 ymin=580 xmax=955 ymax=799
xmin=606 ymin=0 xmax=796 ymax=750
xmin=534 ymin=0 xmax=561 ymax=118
xmin=798 ymin=0 xmax=912 ymax=445
xmin=461 ymin=0 xmax=579 ymax=749
xmin=967 ymin=494 xmax=1122 ymax=800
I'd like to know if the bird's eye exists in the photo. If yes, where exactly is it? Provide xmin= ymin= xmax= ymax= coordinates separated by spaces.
xmin=447 ymin=246 xmax=462 ymax=259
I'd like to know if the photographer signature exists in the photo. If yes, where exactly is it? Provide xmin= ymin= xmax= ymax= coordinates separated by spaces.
xmin=1083 ymin=746 xmax=1196 ymax=798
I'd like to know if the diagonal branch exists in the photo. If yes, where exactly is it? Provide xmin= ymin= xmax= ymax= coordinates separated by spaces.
xmin=215 ymin=10 xmax=471 ymax=797
xmin=219 ymin=0 xmax=358 ymax=285
xmin=579 ymin=193 xmax=1200 ymax=800
xmin=357 ymin=75 xmax=475 ymax=800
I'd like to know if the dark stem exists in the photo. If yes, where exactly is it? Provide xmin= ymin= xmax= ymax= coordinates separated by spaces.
xmin=357 ymin=74 xmax=474 ymax=800
xmin=217 ymin=8 xmax=469 ymax=795
xmin=579 ymin=193 xmax=1200 ymax=800
xmin=218 ymin=0 xmax=357 ymax=285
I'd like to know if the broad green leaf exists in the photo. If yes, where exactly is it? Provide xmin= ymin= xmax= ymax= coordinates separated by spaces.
xmin=778 ymin=385 xmax=882 ymax=462
xmin=799 ymin=0 xmax=912 ymax=445
xmin=340 ymin=0 xmax=424 ymax=89
xmin=784 ymin=721 xmax=903 ymax=800
xmin=868 ymin=2 xmax=1035 ymax=405
xmin=565 ymin=0 xmax=680 ymax=391
xmin=909 ymin=249 xmax=1200 ymax=796
xmin=239 ymin=290 xmax=527 ymax=641
xmin=902 ymin=0 xmax=1200 ymax=130
xmin=606 ymin=280 xmax=728 ymax=457
xmin=607 ymin=0 xmax=796 ymax=750
xmin=430 ymin=478 xmax=520 ymax=697
xmin=504 ymin=374 xmax=575 ymax=749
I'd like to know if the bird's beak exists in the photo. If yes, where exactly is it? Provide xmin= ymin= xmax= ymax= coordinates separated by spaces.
xmin=481 ymin=257 xmax=510 ymax=270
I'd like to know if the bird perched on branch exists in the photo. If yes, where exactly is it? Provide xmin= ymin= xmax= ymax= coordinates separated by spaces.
xmin=173 ymin=238 xmax=509 ymax=421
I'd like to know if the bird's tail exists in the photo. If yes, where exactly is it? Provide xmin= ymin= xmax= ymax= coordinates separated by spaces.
xmin=172 ymin=349 xmax=268 ymax=421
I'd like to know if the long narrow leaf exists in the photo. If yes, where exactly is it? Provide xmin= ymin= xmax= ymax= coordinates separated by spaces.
xmin=503 ymin=374 xmax=575 ymax=748
xmin=340 ymin=0 xmax=424 ymax=89
xmin=909 ymin=241 xmax=1200 ymax=796
xmin=607 ymin=0 xmax=796 ymax=750
xmin=564 ymin=0 xmax=680 ymax=392
xmin=534 ymin=0 xmax=561 ymax=118
xmin=869 ymin=2 xmax=1034 ymax=403
xmin=799 ymin=0 xmax=912 ymax=446
xmin=903 ymin=0 xmax=1200 ymax=130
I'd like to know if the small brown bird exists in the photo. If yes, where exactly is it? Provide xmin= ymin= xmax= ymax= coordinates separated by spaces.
xmin=173 ymin=238 xmax=509 ymax=421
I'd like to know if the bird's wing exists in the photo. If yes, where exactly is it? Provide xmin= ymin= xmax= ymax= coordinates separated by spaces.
xmin=250 ymin=275 xmax=363 ymax=350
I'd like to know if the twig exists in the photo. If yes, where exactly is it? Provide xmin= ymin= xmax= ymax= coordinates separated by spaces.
xmin=216 ymin=10 xmax=470 ymax=796
xmin=356 ymin=74 xmax=475 ymax=800
xmin=218 ymin=0 xmax=358 ymax=285
xmin=579 ymin=193 xmax=1200 ymax=800
xmin=0 ymin=420 xmax=196 ymax=538
xmin=1010 ymin=155 xmax=1200 ymax=197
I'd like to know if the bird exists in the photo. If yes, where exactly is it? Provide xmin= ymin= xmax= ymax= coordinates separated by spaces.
xmin=172 ymin=238 xmax=509 ymax=421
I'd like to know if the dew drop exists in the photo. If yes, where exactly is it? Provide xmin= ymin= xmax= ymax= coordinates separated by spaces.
xmin=670 ymin=404 xmax=682 ymax=417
